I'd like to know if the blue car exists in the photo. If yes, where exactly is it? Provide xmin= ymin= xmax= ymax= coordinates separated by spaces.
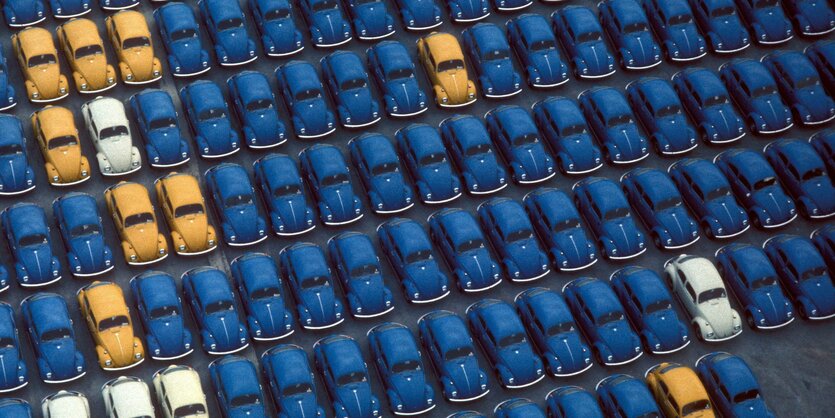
xmin=764 ymin=234 xmax=835 ymax=320
xmin=672 ymin=68 xmax=746 ymax=144
xmin=764 ymin=139 xmax=835 ymax=218
xmin=180 ymin=80 xmax=240 ymax=158
xmin=579 ymin=87 xmax=650 ymax=164
xmin=690 ymin=0 xmax=751 ymax=53
xmin=0 ymin=48 xmax=17 ymax=111
xmin=546 ymin=386 xmax=605 ymax=418
xmin=763 ymin=51 xmax=835 ymax=126
xmin=2 ymin=0 xmax=45 ymax=27
xmin=734 ymin=0 xmax=792 ymax=44
xmin=254 ymin=154 xmax=316 ymax=236
xmin=620 ymin=168 xmax=700 ymax=249
xmin=644 ymin=0 xmax=707 ymax=61
xmin=261 ymin=344 xmax=327 ymax=418
xmin=0 ymin=400 xmax=30 ymax=418
xmin=507 ymin=14 xmax=569 ymax=88
xmin=810 ymin=130 xmax=835 ymax=175
xmin=275 ymin=61 xmax=336 ymax=139
xmin=462 ymin=23 xmax=522 ymax=98
xmin=322 ymin=51 xmax=381 ymax=128
xmin=812 ymin=224 xmax=835 ymax=272
xmin=695 ymin=352 xmax=777 ymax=417
xmin=2 ymin=203 xmax=61 ymax=288
xmin=573 ymin=177 xmax=647 ymax=260
xmin=231 ymin=253 xmax=294 ymax=341
xmin=205 ymin=163 xmax=269 ymax=246
xmin=600 ymin=0 xmax=663 ymax=70
xmin=313 ymin=335 xmax=381 ymax=418
xmin=328 ymin=232 xmax=394 ymax=318
xmin=806 ymin=40 xmax=835 ymax=95
xmin=394 ymin=0 xmax=442 ymax=29
xmin=52 ymin=192 xmax=113 ymax=277
xmin=0 ymin=302 xmax=27 ymax=393
xmin=477 ymin=198 xmax=549 ymax=282
xmin=0 ymin=115 xmax=35 ymax=195
xmin=20 ymin=293 xmax=85 ymax=383
xmin=99 ymin=0 xmax=137 ymax=11
xmin=377 ymin=218 xmax=450 ymax=304
xmin=298 ymin=0 xmax=352 ymax=47
xmin=367 ymin=41 xmax=429 ymax=117
xmin=368 ymin=323 xmax=435 ymax=415
xmin=494 ymin=399 xmax=544 ymax=418
xmin=784 ymin=0 xmax=834 ymax=36
xmin=417 ymin=310 xmax=490 ymax=402
xmin=514 ymin=287 xmax=593 ymax=377
xmin=446 ymin=0 xmax=489 ymax=23
xmin=485 ymin=105 xmax=556 ymax=184
xmin=199 ymin=0 xmax=258 ymax=66
xmin=467 ymin=299 xmax=545 ymax=389
xmin=448 ymin=413 xmax=486 ymax=418
xmin=182 ymin=267 xmax=250 ymax=355
xmin=227 ymin=71 xmax=287 ymax=149
xmin=553 ymin=6 xmax=616 ymax=79
xmin=396 ymin=124 xmax=461 ymax=204
xmin=300 ymin=144 xmax=364 ymax=226
xmin=610 ymin=267 xmax=690 ymax=354
xmin=596 ymin=374 xmax=662 ymax=418
xmin=669 ymin=158 xmax=750 ymax=238
xmin=130 ymin=271 xmax=193 ymax=361
xmin=51 ymin=0 xmax=90 ymax=16
xmin=279 ymin=242 xmax=345 ymax=329
xmin=129 ymin=89 xmax=190 ymax=168
xmin=249 ymin=0 xmax=304 ymax=57
xmin=154 ymin=3 xmax=212 ymax=77
xmin=532 ymin=98 xmax=602 ymax=175
xmin=344 ymin=0 xmax=395 ymax=40
xmin=209 ymin=356 xmax=268 ymax=417
xmin=714 ymin=148 xmax=797 ymax=228
xmin=563 ymin=278 xmax=643 ymax=366
xmin=440 ymin=115 xmax=508 ymax=195
xmin=428 ymin=208 xmax=502 ymax=292
xmin=626 ymin=77 xmax=698 ymax=155
xmin=523 ymin=188 xmax=597 ymax=271
xmin=349 ymin=133 xmax=413 ymax=214
xmin=716 ymin=243 xmax=795 ymax=329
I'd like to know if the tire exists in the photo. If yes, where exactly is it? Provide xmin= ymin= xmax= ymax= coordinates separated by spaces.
xmin=797 ymin=303 xmax=808 ymax=320
xmin=693 ymin=322 xmax=704 ymax=342
xmin=652 ymin=232 xmax=661 ymax=249
xmin=745 ymin=312 xmax=756 ymax=330
xmin=702 ymin=222 xmax=714 ymax=239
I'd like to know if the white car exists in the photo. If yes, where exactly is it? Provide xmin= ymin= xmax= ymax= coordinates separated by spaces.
xmin=42 ymin=390 xmax=90 ymax=418
xmin=102 ymin=376 xmax=155 ymax=418
xmin=81 ymin=96 xmax=141 ymax=176
xmin=664 ymin=254 xmax=742 ymax=342
xmin=153 ymin=365 xmax=209 ymax=418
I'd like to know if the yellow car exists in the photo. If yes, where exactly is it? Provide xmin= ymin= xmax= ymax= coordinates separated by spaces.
xmin=77 ymin=281 xmax=145 ymax=370
xmin=30 ymin=106 xmax=91 ymax=186
xmin=11 ymin=27 xmax=70 ymax=103
xmin=105 ymin=10 xmax=163 ymax=84
xmin=57 ymin=18 xmax=117 ymax=93
xmin=417 ymin=32 xmax=477 ymax=108
xmin=154 ymin=172 xmax=217 ymax=256
xmin=104 ymin=181 xmax=168 ymax=265
xmin=645 ymin=362 xmax=716 ymax=418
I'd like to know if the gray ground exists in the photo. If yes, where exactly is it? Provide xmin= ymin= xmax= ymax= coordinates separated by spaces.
xmin=0 ymin=0 xmax=833 ymax=416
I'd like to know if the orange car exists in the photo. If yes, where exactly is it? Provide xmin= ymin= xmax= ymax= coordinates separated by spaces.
xmin=11 ymin=27 xmax=70 ymax=103
xmin=645 ymin=362 xmax=716 ymax=418
xmin=104 ymin=181 xmax=168 ymax=265
xmin=154 ymin=172 xmax=217 ymax=255
xmin=105 ymin=10 xmax=163 ymax=84
xmin=57 ymin=18 xmax=117 ymax=93
xmin=77 ymin=281 xmax=145 ymax=370
xmin=417 ymin=32 xmax=477 ymax=108
xmin=30 ymin=106 xmax=91 ymax=186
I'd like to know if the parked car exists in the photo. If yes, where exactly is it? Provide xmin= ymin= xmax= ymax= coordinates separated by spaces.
xmin=230 ymin=252 xmax=294 ymax=341
xmin=645 ymin=362 xmax=714 ymax=417
xmin=644 ymin=0 xmax=707 ymax=61
xmin=690 ymin=0 xmax=750 ymax=53
xmin=764 ymin=139 xmax=835 ymax=218
xmin=249 ymin=0 xmax=304 ymax=57
xmin=205 ymin=163 xmax=268 ymax=246
xmin=546 ymin=386 xmax=605 ymax=418
xmin=0 ymin=302 xmax=27 ymax=392
xmin=12 ymin=27 xmax=69 ymax=102
xmin=664 ymin=254 xmax=743 ymax=341
xmin=394 ymin=0 xmax=442 ymax=29
xmin=784 ymin=0 xmax=835 ymax=36
xmin=377 ymin=218 xmax=450 ymax=303
xmin=672 ymin=68 xmax=746 ymax=144
xmin=477 ymin=198 xmax=549 ymax=282
xmin=445 ymin=0 xmax=489 ymax=22
xmin=209 ymin=356 xmax=268 ymax=417
xmin=299 ymin=144 xmax=364 ymax=226
xmin=596 ymin=374 xmax=662 ymax=418
xmin=440 ymin=115 xmax=507 ymax=194
xmin=81 ymin=96 xmax=141 ymax=175
xmin=763 ymin=51 xmax=835 ymax=126
xmin=349 ymin=133 xmax=413 ymax=214
xmin=532 ymin=98 xmax=601 ymax=175
xmin=105 ymin=10 xmax=163 ymax=84
xmin=253 ymin=154 xmax=316 ymax=236
xmin=298 ymin=0 xmax=352 ymax=47
xmin=344 ymin=0 xmax=395 ymax=39
xmin=734 ymin=0 xmax=793 ymax=44
xmin=155 ymin=173 xmax=217 ymax=255
xmin=668 ymin=158 xmax=750 ymax=238
xmin=417 ymin=310 xmax=490 ymax=402
xmin=227 ymin=71 xmax=287 ymax=149
xmin=57 ymin=18 xmax=117 ymax=94
xmin=810 ymin=130 xmax=834 ymax=175
xmin=275 ymin=61 xmax=336 ymax=139
xmin=21 ymin=293 xmax=86 ymax=383
xmin=494 ymin=399 xmax=545 ymax=418
xmin=77 ymin=281 xmax=144 ymax=370
xmin=462 ymin=23 xmax=522 ymax=98
xmin=553 ymin=6 xmax=616 ymax=79
xmin=42 ymin=391 xmax=90 ymax=418
xmin=153 ymin=365 xmax=209 ymax=418
xmin=104 ymin=181 xmax=168 ymax=265
xmin=182 ymin=267 xmax=250 ymax=355
xmin=806 ymin=40 xmax=835 ymax=95
xmin=313 ymin=335 xmax=381 ymax=418
xmin=129 ymin=89 xmax=190 ymax=168
xmin=396 ymin=124 xmax=461 ymax=204
xmin=563 ymin=277 xmax=643 ymax=365
xmin=485 ymin=105 xmax=556 ymax=184
xmin=368 ymin=323 xmax=435 ymax=415
xmin=261 ymin=344 xmax=327 ymax=418
xmin=30 ymin=106 xmax=90 ymax=186
xmin=130 ymin=271 xmax=194 ymax=361
xmin=0 ymin=399 xmax=31 ymax=418
xmin=180 ymin=80 xmax=240 ymax=158
xmin=367 ymin=41 xmax=428 ymax=117
xmin=322 ymin=51 xmax=381 ymax=128
xmin=523 ymin=188 xmax=597 ymax=271
xmin=52 ymin=192 xmax=114 ymax=277
xmin=2 ymin=0 xmax=46 ymax=27
xmin=101 ymin=377 xmax=154 ymax=418
xmin=328 ymin=232 xmax=394 ymax=318
xmin=579 ymin=87 xmax=649 ymax=164
xmin=812 ymin=224 xmax=835 ymax=271
xmin=2 ymin=203 xmax=61 ymax=287
xmin=199 ymin=0 xmax=258 ymax=66
xmin=0 ymin=49 xmax=17 ymax=111
xmin=695 ymin=352 xmax=776 ymax=417
xmin=573 ymin=177 xmax=647 ymax=260
xmin=626 ymin=77 xmax=698 ymax=155
xmin=417 ymin=32 xmax=477 ymax=107
xmin=621 ymin=168 xmax=699 ymax=249
xmin=279 ymin=242 xmax=345 ymax=329
xmin=764 ymin=234 xmax=835 ymax=320
xmin=153 ymin=3 xmax=211 ymax=77
xmin=599 ymin=0 xmax=663 ymax=70
xmin=428 ymin=208 xmax=502 ymax=292
xmin=507 ymin=14 xmax=569 ymax=88
xmin=720 ymin=58 xmax=793 ymax=134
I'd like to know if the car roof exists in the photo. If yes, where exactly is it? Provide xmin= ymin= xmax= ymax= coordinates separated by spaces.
xmin=723 ymin=244 xmax=775 ymax=282
xmin=722 ymin=150 xmax=775 ymax=182
xmin=608 ymin=0 xmax=648 ymax=26
xmin=581 ymin=178 xmax=629 ymax=215
xmin=136 ymin=272 xmax=179 ymax=308
xmin=484 ymin=199 xmax=530 ymax=234
xmin=36 ymin=106 xmax=76 ymax=139
xmin=374 ymin=41 xmax=413 ymax=73
xmin=400 ymin=124 xmax=445 ymax=155
xmin=45 ymin=391 xmax=89 ymax=418
xmin=437 ymin=209 xmax=482 ymax=243
xmin=186 ymin=81 xmax=226 ymax=113
xmin=86 ymin=97 xmax=128 ymax=129
xmin=681 ymin=68 xmax=726 ymax=97
xmin=136 ymin=90 xmax=176 ymax=121
xmin=305 ymin=145 xmax=348 ymax=178
xmin=473 ymin=300 xmax=524 ymax=338
xmin=160 ymin=173 xmax=203 ymax=208
xmin=108 ymin=378 xmax=153 ymax=417
xmin=770 ymin=140 xmax=826 ymax=172
xmin=57 ymin=193 xmax=99 ymax=228
xmin=560 ymin=6 xmax=601 ymax=34
xmin=159 ymin=366 xmax=206 ymax=407
xmin=677 ymin=159 xmax=729 ymax=191
xmin=633 ymin=78 xmax=679 ymax=109
xmin=606 ymin=375 xmax=657 ymax=415
xmin=630 ymin=169 xmax=678 ymax=202
xmin=522 ymin=288 xmax=572 ymax=327
xmin=235 ymin=253 xmax=280 ymax=289
xmin=0 ymin=304 xmax=14 ymax=337
xmin=210 ymin=164 xmax=251 ymax=198
xmin=491 ymin=106 xmax=537 ymax=138
xmin=677 ymin=256 xmax=723 ymax=291
xmin=587 ymin=88 xmax=631 ymax=117
xmin=60 ymin=18 xmax=102 ymax=47
xmin=83 ymin=282 xmax=128 ymax=318
xmin=215 ymin=357 xmax=260 ymax=399
xmin=657 ymin=0 xmax=692 ymax=17
xmin=619 ymin=268 xmax=670 ymax=306
xmin=0 ymin=116 xmax=22 ymax=145
xmin=6 ymin=203 xmax=47 ymax=239
xmin=354 ymin=134 xmax=398 ymax=167
xmin=333 ymin=232 xmax=376 ymax=267
xmin=469 ymin=23 xmax=509 ymax=52
xmin=17 ymin=27 xmax=57 ymax=57
xmin=655 ymin=364 xmax=709 ymax=405
xmin=515 ymin=14 xmax=554 ymax=44
xmin=708 ymin=354 xmax=759 ymax=394
xmin=108 ymin=182 xmax=153 ymax=217
xmin=203 ymin=0 xmax=243 ymax=20
xmin=281 ymin=61 xmax=322 ymax=94
xmin=770 ymin=51 xmax=819 ymax=81
xmin=771 ymin=235 xmax=826 ymax=272
xmin=384 ymin=218 xmax=431 ymax=253
xmin=158 ymin=2 xmax=198 ymax=32
xmin=231 ymin=71 xmax=272 ymax=103
xmin=188 ymin=268 xmax=234 ymax=304
xmin=319 ymin=336 xmax=364 ymax=373
xmin=326 ymin=51 xmax=367 ymax=83
xmin=423 ymin=32 xmax=464 ymax=63
xmin=527 ymin=188 xmax=579 ymax=222
xmin=423 ymin=311 xmax=471 ymax=349
xmin=285 ymin=243 xmax=329 ymax=278
xmin=445 ymin=115 xmax=490 ymax=148
xmin=265 ymin=345 xmax=313 ymax=385
xmin=27 ymin=293 xmax=71 ymax=330
xmin=571 ymin=278 xmax=620 ymax=315
xmin=257 ymin=154 xmax=301 ymax=187
xmin=111 ymin=10 xmax=151 ymax=40
xmin=539 ymin=97 xmax=584 ymax=128
xmin=373 ymin=324 xmax=420 ymax=364
xmin=729 ymin=60 xmax=775 ymax=90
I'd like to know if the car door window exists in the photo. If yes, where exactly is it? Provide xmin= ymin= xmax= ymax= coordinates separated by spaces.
xmin=684 ymin=282 xmax=697 ymax=302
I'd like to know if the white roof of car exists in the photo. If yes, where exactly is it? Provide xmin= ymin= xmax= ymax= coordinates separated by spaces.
xmin=85 ymin=96 xmax=128 ymax=129
xmin=108 ymin=377 xmax=154 ymax=417
xmin=44 ymin=391 xmax=90 ymax=418
xmin=159 ymin=366 xmax=206 ymax=411
xmin=677 ymin=256 xmax=724 ymax=292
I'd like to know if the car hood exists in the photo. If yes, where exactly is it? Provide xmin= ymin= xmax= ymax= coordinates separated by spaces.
xmin=711 ymin=16 xmax=747 ymax=48
xmin=272 ymin=194 xmax=311 ymax=233
xmin=205 ymin=311 xmax=244 ymax=352
xmin=48 ymin=144 xmax=83 ymax=181
xmin=553 ymin=229 xmax=594 ymax=267
xmin=545 ymin=333 xmax=588 ymax=373
xmin=801 ymin=178 xmax=835 ymax=214
xmin=558 ymin=135 xmax=597 ymax=166
xmin=228 ymin=405 xmax=267 ymax=418
xmin=348 ymin=276 xmax=388 ymax=313
xmin=280 ymin=392 xmax=320 ymax=418
xmin=750 ymin=286 xmax=791 ymax=324
xmin=656 ymin=116 xmax=695 ymax=150
xmin=622 ymin=32 xmax=658 ymax=66
xmin=40 ymin=339 xmax=80 ymax=380
xmin=148 ymin=127 xmax=182 ymax=158
xmin=312 ymin=10 xmax=349 ymax=43
xmin=149 ymin=316 xmax=188 ymax=357
xmin=751 ymin=187 xmax=793 ymax=223
xmin=418 ymin=163 xmax=457 ymax=197
xmin=504 ymin=240 xmax=547 ymax=278
xmin=450 ymin=0 xmax=485 ymax=18
xmin=443 ymin=356 xmax=483 ymax=398
xmin=405 ymin=0 xmax=438 ymax=25
xmin=606 ymin=124 xmax=646 ymax=160
xmin=511 ymin=143 xmax=550 ymax=180
xmin=217 ymin=29 xmax=252 ymax=61
xmin=602 ymin=219 xmax=642 ymax=256
xmin=265 ymin=19 xmax=298 ymax=49
xmin=644 ymin=310 xmax=686 ymax=348
xmin=294 ymin=99 xmax=330 ymax=133
xmin=753 ymin=96 xmax=791 ymax=129
xmin=578 ymin=41 xmax=611 ymax=75
xmin=705 ymin=197 xmax=746 ymax=233
xmin=389 ymin=370 xmax=429 ymax=411
xmin=529 ymin=49 xmax=565 ymax=85
xmin=29 ymin=63 xmax=62 ymax=98
xmin=404 ymin=261 xmax=446 ymax=296
xmin=98 ymin=326 xmax=139 ymax=367
xmin=799 ymin=1 xmax=834 ymax=32
xmin=385 ymin=78 xmax=423 ymax=114
xmin=73 ymin=54 xmax=109 ymax=89
xmin=0 ymin=346 xmax=23 ymax=388
xmin=171 ymin=39 xmax=205 ymax=70
xmin=437 ymin=68 xmax=471 ymax=104
xmin=733 ymin=399 xmax=773 ymax=418
xmin=698 ymin=298 xmax=735 ymax=336
xmin=370 ymin=173 xmax=409 ymax=209
xmin=197 ymin=118 xmax=234 ymax=154
xmin=799 ymin=274 xmax=835 ymax=316
xmin=795 ymin=86 xmax=834 ymax=120
xmin=249 ymin=297 xmax=291 ymax=337
xmin=124 ymin=224 xmax=160 ymax=261
xmin=174 ymin=213 xmax=210 ymax=251
xmin=668 ymin=25 xmax=703 ymax=58
xmin=245 ymin=109 xmax=282 ymax=142
xmin=18 ymin=244 xmax=55 ymax=282
xmin=98 ymin=136 xmax=134 ymax=172
xmin=69 ymin=234 xmax=108 ymax=273
xmin=335 ymin=382 xmax=375 ymax=417
xmin=300 ymin=286 xmax=338 ymax=326
xmin=595 ymin=320 xmax=639 ymax=360
xmin=754 ymin=8 xmax=790 ymax=39
xmin=455 ymin=249 xmax=497 ymax=288
xmin=338 ymin=88 xmax=374 ymax=121
xmin=321 ymin=184 xmax=358 ymax=222
xmin=704 ymin=105 xmax=743 ymax=138
xmin=355 ymin=3 xmax=389 ymax=33
xmin=497 ymin=343 xmax=540 ymax=383
xmin=0 ymin=153 xmax=31 ymax=191
xmin=481 ymin=58 xmax=516 ymax=92
xmin=121 ymin=46 xmax=155 ymax=80
xmin=656 ymin=208 xmax=697 ymax=245
xmin=223 ymin=204 xmax=260 ymax=241
xmin=463 ymin=154 xmax=502 ymax=189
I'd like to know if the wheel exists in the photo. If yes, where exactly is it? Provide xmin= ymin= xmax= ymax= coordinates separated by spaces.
xmin=652 ymin=232 xmax=662 ymax=249
xmin=745 ymin=312 xmax=756 ymax=330
xmin=593 ymin=347 xmax=603 ymax=365
xmin=702 ymin=222 xmax=714 ymax=239
xmin=797 ymin=303 xmax=808 ymax=320
xmin=693 ymin=322 xmax=704 ymax=342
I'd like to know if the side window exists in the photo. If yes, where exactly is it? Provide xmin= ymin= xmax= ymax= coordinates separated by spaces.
xmin=685 ymin=282 xmax=697 ymax=302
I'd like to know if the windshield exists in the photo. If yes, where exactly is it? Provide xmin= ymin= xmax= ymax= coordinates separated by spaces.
xmin=98 ymin=315 xmax=129 ymax=331
xmin=41 ymin=328 xmax=71 ymax=341
xmin=801 ymin=168 xmax=825 ymax=181
xmin=217 ymin=18 xmax=244 ymax=31
xmin=530 ymin=39 xmax=556 ymax=51
xmin=70 ymin=224 xmax=101 ymax=238
xmin=274 ymin=184 xmax=301 ymax=197
xmin=283 ymin=383 xmax=313 ymax=397
xmin=371 ymin=162 xmax=397 ymax=176
xmin=224 ymin=194 xmax=253 ymax=208
xmin=341 ymin=78 xmax=366 ymax=91
xmin=149 ymin=117 xmax=177 ymax=131
xmin=553 ymin=218 xmax=581 ymax=233
xmin=711 ymin=6 xmax=735 ymax=17
xmin=124 ymin=213 xmax=154 ymax=228
xmin=419 ymin=153 xmax=445 ymax=166
xmin=174 ymin=203 xmax=204 ymax=217
xmin=250 ymin=286 xmax=279 ymax=300
xmin=657 ymin=105 xmax=681 ymax=118
xmin=577 ymin=31 xmax=602 ymax=43
xmin=174 ymin=404 xmax=207 ymax=417
xmin=546 ymin=322 xmax=574 ymax=336
xmin=465 ymin=143 xmax=491 ymax=157
xmin=100 ymin=126 xmax=128 ymax=140
xmin=623 ymin=22 xmax=648 ymax=33
xmin=387 ymin=68 xmax=413 ymax=80
xmin=0 ymin=337 xmax=13 ymax=348
xmin=123 ymin=36 xmax=151 ymax=49
xmin=295 ymin=88 xmax=322 ymax=101
xmin=607 ymin=114 xmax=632 ymax=127
xmin=75 ymin=44 xmax=103 ymax=59
xmin=0 ymin=143 xmax=22 ymax=156
xmin=48 ymin=135 xmax=78 ymax=149
xmin=801 ymin=266 xmax=826 ymax=281
xmin=506 ymin=229 xmax=533 ymax=243
xmin=704 ymin=94 xmax=728 ymax=107
xmin=149 ymin=305 xmax=179 ymax=320
xmin=645 ymin=300 xmax=672 ymax=314
xmin=456 ymin=238 xmax=483 ymax=253
xmin=682 ymin=400 xmax=712 ymax=416
xmin=392 ymin=360 xmax=420 ymax=374
xmin=733 ymin=389 xmax=761 ymax=404
xmin=444 ymin=346 xmax=473 ymax=361
xmin=669 ymin=14 xmax=693 ymax=25
xmin=19 ymin=234 xmax=47 ymax=247
xmin=483 ymin=49 xmax=508 ymax=61
xmin=301 ymin=276 xmax=328 ymax=289
xmin=655 ymin=196 xmax=682 ymax=211
xmin=750 ymin=276 xmax=776 ymax=290
xmin=437 ymin=59 xmax=464 ymax=72
xmin=754 ymin=0 xmax=776 ymax=7
xmin=230 ymin=394 xmax=260 ymax=408
xmin=265 ymin=8 xmax=291 ymax=20
xmin=603 ymin=206 xmax=629 ymax=221
xmin=205 ymin=300 xmax=234 ymax=315
xmin=697 ymin=288 xmax=726 ymax=304
xmin=198 ymin=108 xmax=225 ymax=122
xmin=596 ymin=310 xmax=624 ymax=325
xmin=246 ymin=99 xmax=273 ymax=112
xmin=560 ymin=124 xmax=587 ymax=137
xmin=28 ymin=54 xmax=57 ymax=67
xmin=405 ymin=249 xmax=431 ymax=264
xmin=171 ymin=29 xmax=197 ymax=42
xmin=497 ymin=333 xmax=525 ymax=348
xmin=336 ymin=371 xmax=366 ymax=386
xmin=312 ymin=0 xmax=338 ymax=12
xmin=350 ymin=264 xmax=378 ymax=278
xmin=752 ymin=176 xmax=776 ymax=191
xmin=705 ymin=186 xmax=731 ymax=201
xmin=321 ymin=173 xmax=349 ymax=187
xmin=752 ymin=85 xmax=777 ymax=98
xmin=512 ymin=134 xmax=538 ymax=146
